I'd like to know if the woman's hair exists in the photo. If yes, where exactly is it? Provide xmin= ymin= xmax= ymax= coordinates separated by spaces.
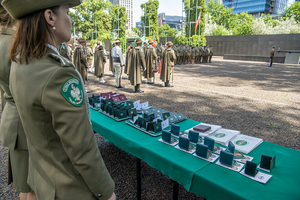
xmin=0 ymin=6 xmax=16 ymax=32
xmin=10 ymin=6 xmax=60 ymax=64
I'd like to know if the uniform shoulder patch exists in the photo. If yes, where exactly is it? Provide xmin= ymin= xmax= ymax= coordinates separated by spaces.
xmin=61 ymin=77 xmax=84 ymax=107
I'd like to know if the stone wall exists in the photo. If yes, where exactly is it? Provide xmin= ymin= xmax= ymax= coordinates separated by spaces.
xmin=206 ymin=34 xmax=300 ymax=58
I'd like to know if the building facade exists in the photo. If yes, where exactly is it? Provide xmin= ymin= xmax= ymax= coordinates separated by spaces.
xmin=110 ymin=0 xmax=134 ymax=30
xmin=222 ymin=0 xmax=275 ymax=15
xmin=157 ymin=13 xmax=186 ymax=31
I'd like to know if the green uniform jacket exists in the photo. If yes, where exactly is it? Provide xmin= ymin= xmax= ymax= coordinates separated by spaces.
xmin=124 ymin=48 xmax=132 ymax=75
xmin=94 ymin=48 xmax=106 ymax=77
xmin=109 ymin=46 xmax=115 ymax=73
xmin=144 ymin=45 xmax=157 ymax=79
xmin=160 ymin=47 xmax=176 ymax=82
xmin=10 ymin=48 xmax=115 ymax=200
xmin=58 ymin=43 xmax=70 ymax=60
xmin=128 ymin=46 xmax=146 ymax=86
xmin=0 ymin=28 xmax=27 ymax=150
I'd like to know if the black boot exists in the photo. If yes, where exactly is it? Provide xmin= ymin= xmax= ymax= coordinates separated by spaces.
xmin=165 ymin=80 xmax=173 ymax=87
xmin=135 ymin=84 xmax=144 ymax=93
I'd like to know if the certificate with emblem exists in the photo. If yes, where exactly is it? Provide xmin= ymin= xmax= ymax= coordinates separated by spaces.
xmin=230 ymin=134 xmax=263 ymax=154
xmin=207 ymin=128 xmax=240 ymax=146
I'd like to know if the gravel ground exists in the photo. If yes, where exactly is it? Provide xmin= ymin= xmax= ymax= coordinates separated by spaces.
xmin=1 ymin=57 xmax=299 ymax=199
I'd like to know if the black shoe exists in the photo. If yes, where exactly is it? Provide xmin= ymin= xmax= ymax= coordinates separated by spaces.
xmin=117 ymin=85 xmax=124 ymax=88
xmin=136 ymin=89 xmax=144 ymax=93
xmin=86 ymin=90 xmax=90 ymax=93
xmin=148 ymin=81 xmax=154 ymax=84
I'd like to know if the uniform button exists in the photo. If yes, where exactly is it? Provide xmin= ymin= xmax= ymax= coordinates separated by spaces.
xmin=97 ymin=194 xmax=102 ymax=197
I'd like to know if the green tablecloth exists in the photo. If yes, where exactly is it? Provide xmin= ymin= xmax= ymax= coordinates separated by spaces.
xmin=91 ymin=109 xmax=300 ymax=199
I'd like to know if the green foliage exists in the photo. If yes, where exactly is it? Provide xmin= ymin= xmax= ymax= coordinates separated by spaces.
xmin=132 ymin=27 xmax=142 ymax=37
xmin=69 ymin=0 xmax=112 ymax=40
xmin=141 ymin=0 xmax=159 ymax=42
xmin=207 ymin=0 xmax=235 ymax=29
xmin=212 ymin=25 xmax=229 ymax=36
xmin=158 ymin=24 xmax=178 ymax=37
xmin=261 ymin=14 xmax=277 ymax=27
xmin=174 ymin=35 xmax=188 ymax=45
xmin=183 ymin=0 xmax=206 ymax=45
xmin=281 ymin=1 xmax=300 ymax=23
xmin=232 ymin=13 xmax=254 ymax=35
xmin=110 ymin=5 xmax=128 ymax=39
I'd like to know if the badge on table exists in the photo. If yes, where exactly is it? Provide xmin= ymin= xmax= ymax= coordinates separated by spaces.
xmin=61 ymin=77 xmax=83 ymax=107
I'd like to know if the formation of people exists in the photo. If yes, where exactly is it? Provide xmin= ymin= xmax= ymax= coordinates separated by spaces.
xmin=60 ymin=37 xmax=214 ymax=94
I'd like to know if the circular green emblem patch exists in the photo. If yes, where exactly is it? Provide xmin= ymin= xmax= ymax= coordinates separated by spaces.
xmin=235 ymin=140 xmax=248 ymax=146
xmin=215 ymin=133 xmax=226 ymax=138
xmin=61 ymin=77 xmax=84 ymax=107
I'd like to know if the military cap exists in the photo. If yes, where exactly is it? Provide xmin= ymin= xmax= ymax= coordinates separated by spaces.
xmin=115 ymin=39 xmax=121 ymax=43
xmin=68 ymin=44 xmax=72 ymax=47
xmin=78 ymin=38 xmax=86 ymax=43
xmin=210 ymin=45 xmax=213 ymax=47
xmin=87 ymin=42 xmax=91 ymax=46
xmin=196 ymin=44 xmax=199 ymax=46
xmin=136 ymin=38 xmax=142 ymax=44
xmin=1 ymin=0 xmax=81 ymax=19
xmin=158 ymin=43 xmax=161 ymax=45
xmin=99 ymin=45 xmax=103 ymax=48
xmin=167 ymin=41 xmax=173 ymax=46
xmin=97 ymin=41 xmax=101 ymax=45
xmin=148 ymin=39 xmax=153 ymax=44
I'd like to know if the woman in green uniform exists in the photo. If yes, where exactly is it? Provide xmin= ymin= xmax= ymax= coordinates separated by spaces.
xmin=0 ymin=5 xmax=36 ymax=200
xmin=2 ymin=0 xmax=116 ymax=199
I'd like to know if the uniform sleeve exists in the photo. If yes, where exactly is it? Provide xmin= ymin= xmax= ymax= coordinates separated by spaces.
xmin=152 ymin=48 xmax=157 ymax=59
xmin=41 ymin=67 xmax=115 ymax=199
xmin=140 ymin=49 xmax=146 ymax=70
xmin=102 ymin=52 xmax=106 ymax=63
xmin=119 ymin=48 xmax=125 ymax=66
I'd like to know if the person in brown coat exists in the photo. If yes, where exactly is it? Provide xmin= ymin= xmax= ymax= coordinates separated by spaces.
xmin=144 ymin=39 xmax=157 ymax=84
xmin=124 ymin=44 xmax=134 ymax=75
xmin=160 ymin=41 xmax=176 ymax=87
xmin=109 ymin=41 xmax=116 ymax=76
xmin=94 ymin=45 xmax=107 ymax=83
xmin=73 ymin=37 xmax=88 ymax=83
xmin=58 ymin=42 xmax=71 ymax=60
xmin=128 ymin=38 xmax=146 ymax=93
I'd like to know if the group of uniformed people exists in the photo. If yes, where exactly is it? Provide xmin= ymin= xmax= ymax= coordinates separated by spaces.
xmin=171 ymin=44 xmax=214 ymax=65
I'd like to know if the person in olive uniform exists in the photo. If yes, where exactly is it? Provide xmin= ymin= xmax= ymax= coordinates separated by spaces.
xmin=160 ymin=41 xmax=176 ymax=87
xmin=86 ymin=42 xmax=94 ymax=72
xmin=73 ymin=37 xmax=88 ymax=83
xmin=128 ymin=38 xmax=146 ymax=93
xmin=94 ymin=45 xmax=106 ymax=83
xmin=0 ymin=5 xmax=36 ymax=200
xmin=269 ymin=46 xmax=275 ymax=67
xmin=3 ymin=1 xmax=116 ymax=200
xmin=124 ymin=44 xmax=134 ymax=75
xmin=58 ymin=42 xmax=71 ymax=60
xmin=144 ymin=39 xmax=157 ymax=84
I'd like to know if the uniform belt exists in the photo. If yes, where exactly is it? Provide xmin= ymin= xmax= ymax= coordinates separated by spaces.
xmin=113 ymin=57 xmax=121 ymax=63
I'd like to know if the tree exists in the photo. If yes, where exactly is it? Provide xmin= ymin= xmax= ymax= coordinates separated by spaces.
xmin=207 ymin=0 xmax=235 ymax=29
xmin=158 ymin=24 xmax=178 ymax=37
xmin=140 ymin=0 xmax=159 ymax=41
xmin=174 ymin=35 xmax=188 ymax=45
xmin=69 ymin=0 xmax=112 ymax=41
xmin=281 ymin=1 xmax=300 ymax=23
xmin=232 ymin=12 xmax=254 ymax=35
xmin=110 ymin=5 xmax=128 ymax=39
xmin=261 ymin=14 xmax=277 ymax=27
xmin=132 ymin=27 xmax=142 ymax=37
xmin=183 ymin=0 xmax=206 ymax=45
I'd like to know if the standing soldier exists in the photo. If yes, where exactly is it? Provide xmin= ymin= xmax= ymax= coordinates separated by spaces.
xmin=208 ymin=45 xmax=213 ymax=63
xmin=160 ymin=41 xmax=176 ymax=87
xmin=94 ymin=45 xmax=106 ymax=83
xmin=191 ymin=46 xmax=195 ymax=64
xmin=124 ymin=44 xmax=134 ymax=75
xmin=269 ymin=46 xmax=275 ymax=67
xmin=58 ymin=42 xmax=71 ymax=60
xmin=109 ymin=41 xmax=116 ymax=76
xmin=186 ymin=45 xmax=191 ymax=64
xmin=111 ymin=39 xmax=125 ymax=88
xmin=195 ymin=44 xmax=200 ymax=63
xmin=156 ymin=43 xmax=164 ymax=64
xmin=202 ymin=45 xmax=207 ymax=63
xmin=175 ymin=45 xmax=180 ymax=64
xmin=143 ymin=42 xmax=148 ymax=52
xmin=129 ymin=38 xmax=146 ymax=93
xmin=179 ymin=44 xmax=184 ymax=65
xmin=200 ymin=44 xmax=204 ymax=63
xmin=86 ymin=42 xmax=94 ymax=72
xmin=73 ymin=38 xmax=88 ymax=83
xmin=68 ymin=44 xmax=73 ymax=61
xmin=144 ymin=39 xmax=157 ymax=84
xmin=173 ymin=44 xmax=177 ymax=65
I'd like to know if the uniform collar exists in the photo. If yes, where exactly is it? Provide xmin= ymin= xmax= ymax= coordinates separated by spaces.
xmin=46 ymin=43 xmax=60 ymax=55
xmin=1 ymin=28 xmax=15 ymax=36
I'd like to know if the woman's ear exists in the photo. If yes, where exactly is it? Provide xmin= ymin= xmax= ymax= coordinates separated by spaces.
xmin=44 ymin=9 xmax=57 ymax=28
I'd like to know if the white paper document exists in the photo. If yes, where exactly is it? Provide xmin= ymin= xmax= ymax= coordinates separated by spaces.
xmin=185 ymin=123 xmax=222 ymax=137
xmin=257 ymin=164 xmax=271 ymax=173
xmin=153 ymin=116 xmax=163 ymax=123
xmin=235 ymin=155 xmax=254 ymax=164
xmin=215 ymin=160 xmax=245 ymax=172
xmin=161 ymin=119 xmax=170 ymax=130
xmin=158 ymin=138 xmax=179 ymax=146
xmin=193 ymin=153 xmax=219 ymax=163
xmin=240 ymin=169 xmax=272 ymax=184
xmin=208 ymin=128 xmax=240 ymax=146
xmin=230 ymin=134 xmax=263 ymax=154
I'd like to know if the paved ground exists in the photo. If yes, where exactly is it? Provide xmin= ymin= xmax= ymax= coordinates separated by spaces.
xmin=1 ymin=57 xmax=299 ymax=199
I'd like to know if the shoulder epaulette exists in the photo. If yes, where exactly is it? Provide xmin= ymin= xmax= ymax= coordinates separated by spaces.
xmin=48 ymin=53 xmax=75 ymax=69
